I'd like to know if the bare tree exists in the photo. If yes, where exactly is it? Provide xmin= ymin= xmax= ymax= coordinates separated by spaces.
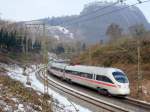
xmin=106 ymin=23 xmax=123 ymax=42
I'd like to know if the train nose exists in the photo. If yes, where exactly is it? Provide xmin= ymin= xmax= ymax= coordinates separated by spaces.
xmin=122 ymin=89 xmax=130 ymax=95
xmin=117 ymin=84 xmax=130 ymax=95
xmin=121 ymin=88 xmax=130 ymax=95
xmin=118 ymin=84 xmax=128 ymax=88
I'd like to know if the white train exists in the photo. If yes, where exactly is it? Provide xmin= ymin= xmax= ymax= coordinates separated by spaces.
xmin=48 ymin=62 xmax=130 ymax=96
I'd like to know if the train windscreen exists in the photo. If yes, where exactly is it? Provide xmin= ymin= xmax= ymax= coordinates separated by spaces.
xmin=112 ymin=72 xmax=128 ymax=83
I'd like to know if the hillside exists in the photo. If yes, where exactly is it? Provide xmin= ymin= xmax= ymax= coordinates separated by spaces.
xmin=0 ymin=71 xmax=51 ymax=112
xmin=35 ymin=2 xmax=150 ymax=44
xmin=71 ymin=37 xmax=150 ymax=102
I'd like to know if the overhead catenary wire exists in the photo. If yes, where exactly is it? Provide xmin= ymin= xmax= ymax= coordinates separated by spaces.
xmin=0 ymin=12 xmax=2 ymax=19
xmin=60 ymin=0 xmax=123 ymax=25
xmin=64 ymin=0 xmax=150 ymax=26
xmin=60 ymin=1 xmax=123 ymax=26
xmin=68 ymin=0 xmax=150 ymax=43
xmin=62 ymin=0 xmax=150 ymax=26
xmin=17 ymin=0 xmax=150 ymax=44
xmin=60 ymin=0 xmax=122 ymax=23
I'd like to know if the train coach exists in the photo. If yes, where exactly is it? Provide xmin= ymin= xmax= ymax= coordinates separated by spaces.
xmin=48 ymin=62 xmax=130 ymax=96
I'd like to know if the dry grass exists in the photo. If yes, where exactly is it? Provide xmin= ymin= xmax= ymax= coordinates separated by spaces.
xmin=0 ymin=74 xmax=42 ymax=106
xmin=0 ymin=72 xmax=53 ymax=111
xmin=0 ymin=73 xmax=42 ymax=110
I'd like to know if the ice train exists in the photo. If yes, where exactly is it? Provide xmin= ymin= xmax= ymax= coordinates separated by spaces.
xmin=48 ymin=62 xmax=130 ymax=96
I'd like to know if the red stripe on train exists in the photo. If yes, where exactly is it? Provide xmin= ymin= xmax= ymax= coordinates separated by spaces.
xmin=50 ymin=69 xmax=116 ymax=88
xmin=67 ymin=73 xmax=117 ymax=88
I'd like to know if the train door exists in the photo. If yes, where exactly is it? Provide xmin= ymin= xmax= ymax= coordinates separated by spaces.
xmin=62 ymin=65 xmax=67 ymax=79
xmin=92 ymin=74 xmax=97 ymax=89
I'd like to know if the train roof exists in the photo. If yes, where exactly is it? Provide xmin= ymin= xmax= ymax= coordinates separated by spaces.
xmin=66 ymin=65 xmax=123 ymax=75
xmin=51 ymin=62 xmax=68 ymax=69
xmin=50 ymin=62 xmax=123 ymax=75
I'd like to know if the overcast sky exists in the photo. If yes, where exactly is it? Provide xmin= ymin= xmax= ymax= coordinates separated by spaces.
xmin=0 ymin=0 xmax=149 ymax=22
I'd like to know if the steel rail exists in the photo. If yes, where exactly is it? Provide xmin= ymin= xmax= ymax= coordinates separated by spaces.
xmin=125 ymin=97 xmax=150 ymax=110
xmin=37 ymin=67 xmax=129 ymax=112
xmin=37 ymin=67 xmax=150 ymax=112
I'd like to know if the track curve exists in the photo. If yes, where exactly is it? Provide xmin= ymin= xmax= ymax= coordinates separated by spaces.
xmin=36 ymin=67 xmax=150 ymax=112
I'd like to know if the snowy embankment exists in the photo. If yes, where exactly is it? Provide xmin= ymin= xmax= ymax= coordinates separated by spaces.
xmin=1 ymin=63 xmax=92 ymax=112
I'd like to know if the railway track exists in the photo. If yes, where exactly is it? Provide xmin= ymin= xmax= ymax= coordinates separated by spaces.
xmin=125 ymin=97 xmax=150 ymax=111
xmin=37 ymin=67 xmax=150 ymax=112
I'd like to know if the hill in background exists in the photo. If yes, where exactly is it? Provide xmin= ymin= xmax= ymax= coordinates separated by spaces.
xmin=32 ymin=1 xmax=150 ymax=44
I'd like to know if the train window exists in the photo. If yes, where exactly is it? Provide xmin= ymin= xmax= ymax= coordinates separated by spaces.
xmin=112 ymin=72 xmax=128 ymax=83
xmin=96 ymin=75 xmax=113 ymax=83
xmin=80 ymin=73 xmax=93 ymax=79
xmin=70 ymin=71 xmax=81 ymax=76
xmin=81 ymin=73 xmax=86 ymax=77
xmin=96 ymin=75 xmax=102 ymax=81
xmin=87 ymin=74 xmax=93 ymax=79
xmin=65 ymin=70 xmax=92 ymax=79
xmin=75 ymin=71 xmax=81 ymax=76
xmin=102 ymin=76 xmax=113 ymax=83
xmin=51 ymin=67 xmax=63 ymax=72
xmin=72 ymin=71 xmax=78 ymax=75
xmin=65 ymin=70 xmax=69 ymax=73
xmin=65 ymin=70 xmax=81 ymax=76
xmin=51 ymin=67 xmax=57 ymax=70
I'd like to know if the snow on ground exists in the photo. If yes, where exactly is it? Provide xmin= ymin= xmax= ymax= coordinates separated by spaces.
xmin=48 ymin=26 xmax=75 ymax=40
xmin=54 ymin=35 xmax=60 ymax=40
xmin=69 ymin=33 xmax=74 ymax=39
xmin=52 ymin=26 xmax=69 ymax=34
xmin=2 ymin=64 xmax=92 ymax=112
